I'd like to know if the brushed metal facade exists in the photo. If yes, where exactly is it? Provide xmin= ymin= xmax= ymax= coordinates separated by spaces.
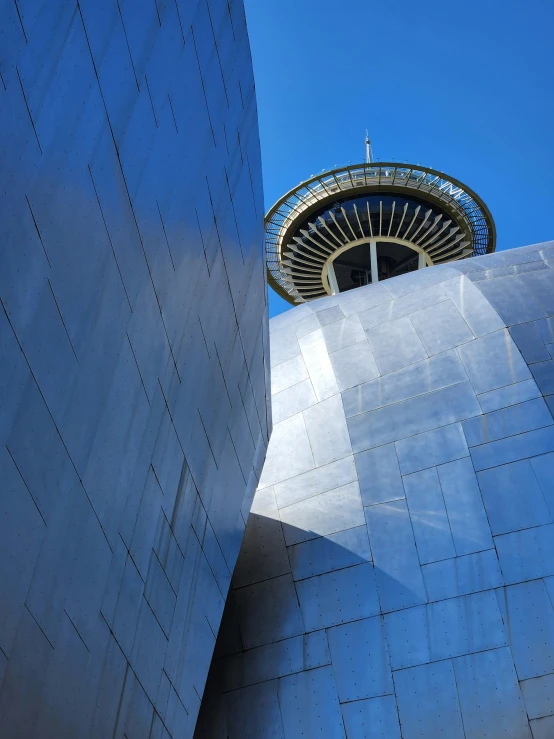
xmin=198 ymin=242 xmax=554 ymax=739
xmin=0 ymin=1 xmax=268 ymax=737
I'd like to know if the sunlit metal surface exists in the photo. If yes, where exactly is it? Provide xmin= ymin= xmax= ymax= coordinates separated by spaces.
xmin=198 ymin=242 xmax=554 ymax=739
xmin=0 ymin=1 xmax=268 ymax=737
xmin=266 ymin=163 xmax=496 ymax=303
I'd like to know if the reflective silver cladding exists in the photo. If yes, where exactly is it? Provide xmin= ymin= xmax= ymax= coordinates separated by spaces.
xmin=0 ymin=0 xmax=268 ymax=736
xmin=198 ymin=243 xmax=554 ymax=738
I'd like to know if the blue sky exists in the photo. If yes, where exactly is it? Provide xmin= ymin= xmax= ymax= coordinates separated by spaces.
xmin=244 ymin=0 xmax=554 ymax=318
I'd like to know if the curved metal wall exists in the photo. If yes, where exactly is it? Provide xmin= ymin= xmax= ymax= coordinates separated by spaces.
xmin=0 ymin=1 xmax=268 ymax=737
xmin=198 ymin=242 xmax=554 ymax=739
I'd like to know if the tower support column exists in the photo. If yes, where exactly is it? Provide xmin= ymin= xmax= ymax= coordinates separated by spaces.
xmin=370 ymin=239 xmax=379 ymax=283
xmin=326 ymin=262 xmax=340 ymax=295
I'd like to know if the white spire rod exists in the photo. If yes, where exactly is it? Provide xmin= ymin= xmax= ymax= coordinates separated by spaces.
xmin=365 ymin=130 xmax=371 ymax=164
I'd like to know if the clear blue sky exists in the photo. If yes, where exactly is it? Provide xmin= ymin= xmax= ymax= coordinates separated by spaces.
xmin=244 ymin=0 xmax=554 ymax=318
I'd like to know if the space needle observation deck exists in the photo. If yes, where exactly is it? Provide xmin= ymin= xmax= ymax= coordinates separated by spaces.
xmin=266 ymin=137 xmax=496 ymax=303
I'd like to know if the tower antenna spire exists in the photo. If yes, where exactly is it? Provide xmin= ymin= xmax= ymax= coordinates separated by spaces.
xmin=365 ymin=130 xmax=372 ymax=164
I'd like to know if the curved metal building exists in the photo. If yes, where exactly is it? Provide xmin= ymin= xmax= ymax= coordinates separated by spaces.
xmin=0 ymin=1 xmax=268 ymax=737
xmin=198 ymin=239 xmax=554 ymax=739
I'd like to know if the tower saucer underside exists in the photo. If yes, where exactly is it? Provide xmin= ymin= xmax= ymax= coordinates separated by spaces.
xmin=266 ymin=162 xmax=496 ymax=303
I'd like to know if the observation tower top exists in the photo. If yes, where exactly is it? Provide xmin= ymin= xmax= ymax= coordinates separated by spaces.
xmin=265 ymin=156 xmax=496 ymax=304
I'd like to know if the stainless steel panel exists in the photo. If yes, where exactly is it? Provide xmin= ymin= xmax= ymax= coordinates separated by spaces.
xmin=384 ymin=606 xmax=431 ymax=670
xmin=130 ymin=468 xmax=164 ymax=580
xmin=0 ymin=446 xmax=46 ymax=657
xmin=462 ymin=397 xmax=553 ymax=447
xmin=202 ymin=519 xmax=233 ymax=596
xmin=0 ymin=606 xmax=54 ymax=736
xmin=530 ymin=360 xmax=554 ymax=395
xmin=303 ymin=630 xmax=332 ymax=670
xmin=470 ymin=426 xmax=554 ymax=472
xmin=393 ymin=659 xmax=465 ymax=739
xmin=130 ymin=597 xmax=168 ymax=704
xmin=518 ymin=269 xmax=554 ymax=315
xmin=0 ymin=307 xmax=30 ymax=446
xmin=271 ymin=354 xmax=309 ymax=395
xmin=6 ymin=379 xmax=73 ymax=523
xmin=385 ymin=590 xmax=506 ymax=669
xmin=342 ymin=348 xmax=467 ymax=417
xmin=341 ymin=695 xmax=401 ymax=739
xmin=296 ymin=563 xmax=380 ymax=631
xmin=530 ymin=453 xmax=554 ymax=512
xmin=441 ymin=273 xmax=505 ymax=337
xmin=329 ymin=341 xmax=380 ymax=391
xmin=233 ymin=488 xmax=290 ymax=589
xmin=427 ymin=590 xmax=507 ymax=662
xmin=509 ymin=322 xmax=551 ymax=363
xmin=410 ymin=298 xmax=474 ymax=355
xmin=273 ymin=455 xmax=357 ymax=509
xmin=494 ymin=524 xmax=554 ymax=585
xmin=437 ymin=457 xmax=494 ymax=555
xmin=317 ymin=305 xmax=346 ymax=326
xmin=333 ymin=282 xmax=392 ymax=317
xmin=382 ymin=265 xmax=459 ymax=299
xmin=366 ymin=316 xmax=428 ymax=374
xmin=279 ymin=481 xmax=364 ymax=546
xmin=477 ymin=460 xmax=553 ymax=535
xmin=355 ymin=443 xmax=405 ymax=506
xmin=478 ymin=261 xmax=549 ymax=279
xmin=258 ymin=413 xmax=314 ymax=489
xmin=225 ymin=681 xmax=285 ymax=739
xmin=457 ymin=329 xmax=532 ymax=394
xmin=154 ymin=508 xmax=186 ymax=592
xmin=545 ymin=576 xmax=554 ymax=606
xmin=303 ymin=394 xmax=352 ymax=466
xmin=422 ymin=549 xmax=503 ymax=601
xmin=270 ymin=304 xmax=313 ymax=333
xmin=403 ymin=467 xmax=456 ymax=564
xmin=357 ymin=300 xmax=397 ymax=331
xmin=365 ymin=500 xmax=427 ymax=612
xmin=294 ymin=312 xmax=322 ymax=339
xmin=535 ymin=317 xmax=554 ymax=345
xmin=358 ymin=283 xmax=448 ymax=330
xmin=320 ymin=314 xmax=366 ymax=353
xmin=270 ymin=325 xmax=302 ymax=368
xmin=531 ymin=715 xmax=554 ymax=739
xmin=223 ymin=636 xmax=305 ymax=691
xmin=347 ymin=381 xmax=481 ymax=453
xmin=453 ymin=647 xmax=532 ymax=739
xmin=327 ymin=616 xmax=393 ymax=702
xmin=504 ymin=580 xmax=554 ymax=679
xmin=89 ymin=635 xmax=127 ymax=739
xmin=165 ymin=683 xmax=190 ymax=739
xmin=475 ymin=273 xmax=547 ymax=324
xmin=234 ymin=574 xmax=305 ymax=649
xmin=298 ymin=329 xmax=340 ymax=401
xmin=288 ymin=525 xmax=371 ymax=580
xmin=271 ymin=379 xmax=317 ymax=424
xmin=396 ymin=422 xmax=469 ymax=475
xmin=477 ymin=378 xmax=542 ymax=413
xmin=30 ymin=611 xmax=90 ymax=739
xmin=278 ymin=666 xmax=346 ymax=739
xmin=520 ymin=673 xmax=554 ymax=719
